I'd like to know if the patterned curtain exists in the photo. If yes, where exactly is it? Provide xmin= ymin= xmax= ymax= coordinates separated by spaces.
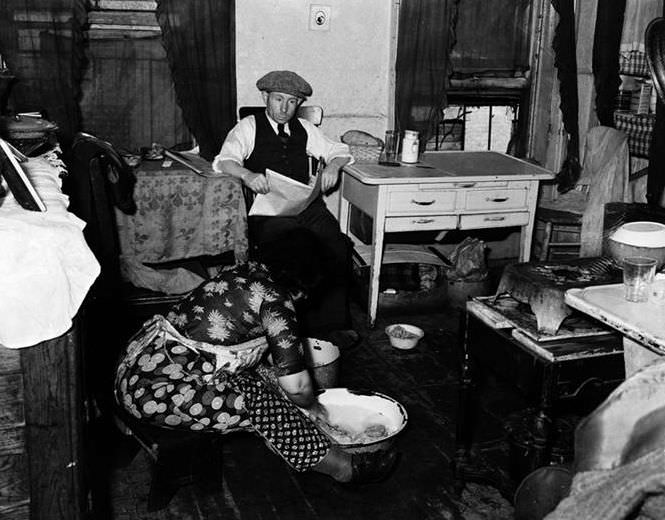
xmin=395 ymin=0 xmax=460 ymax=144
xmin=0 ymin=0 xmax=87 ymax=147
xmin=156 ymin=0 xmax=237 ymax=161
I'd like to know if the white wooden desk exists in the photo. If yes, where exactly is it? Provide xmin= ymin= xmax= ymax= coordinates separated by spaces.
xmin=566 ymin=284 xmax=665 ymax=376
xmin=339 ymin=151 xmax=554 ymax=327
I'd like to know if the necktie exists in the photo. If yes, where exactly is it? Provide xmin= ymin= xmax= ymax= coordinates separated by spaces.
xmin=277 ymin=123 xmax=289 ymax=143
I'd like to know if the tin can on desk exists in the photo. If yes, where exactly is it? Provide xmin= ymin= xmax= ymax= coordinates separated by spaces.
xmin=401 ymin=130 xmax=419 ymax=163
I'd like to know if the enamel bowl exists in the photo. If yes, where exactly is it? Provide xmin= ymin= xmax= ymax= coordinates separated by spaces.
xmin=305 ymin=388 xmax=408 ymax=453
xmin=608 ymin=221 xmax=665 ymax=269
xmin=385 ymin=323 xmax=425 ymax=350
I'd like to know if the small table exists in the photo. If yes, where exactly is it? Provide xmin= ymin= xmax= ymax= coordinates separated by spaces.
xmin=339 ymin=151 xmax=554 ymax=327
xmin=116 ymin=155 xmax=249 ymax=265
xmin=455 ymin=297 xmax=624 ymax=491
xmin=566 ymin=284 xmax=665 ymax=376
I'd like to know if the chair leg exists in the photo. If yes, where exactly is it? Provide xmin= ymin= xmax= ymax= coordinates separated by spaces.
xmin=539 ymin=221 xmax=553 ymax=261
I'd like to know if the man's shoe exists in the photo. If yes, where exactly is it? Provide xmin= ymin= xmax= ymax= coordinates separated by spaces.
xmin=322 ymin=329 xmax=361 ymax=351
xmin=346 ymin=448 xmax=399 ymax=485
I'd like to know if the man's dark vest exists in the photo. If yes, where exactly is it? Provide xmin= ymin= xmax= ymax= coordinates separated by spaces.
xmin=245 ymin=112 xmax=309 ymax=184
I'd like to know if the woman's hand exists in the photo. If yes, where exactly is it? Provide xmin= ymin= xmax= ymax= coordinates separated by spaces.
xmin=277 ymin=370 xmax=316 ymax=408
xmin=307 ymin=399 xmax=329 ymax=422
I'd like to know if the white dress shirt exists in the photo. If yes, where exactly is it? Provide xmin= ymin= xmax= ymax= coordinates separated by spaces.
xmin=212 ymin=112 xmax=352 ymax=173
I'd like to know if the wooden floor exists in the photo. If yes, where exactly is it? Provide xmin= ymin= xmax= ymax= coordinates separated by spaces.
xmin=90 ymin=289 xmax=520 ymax=520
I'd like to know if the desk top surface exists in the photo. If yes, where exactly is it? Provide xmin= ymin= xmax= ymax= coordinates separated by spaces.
xmin=134 ymin=152 xmax=219 ymax=178
xmin=566 ymin=284 xmax=665 ymax=355
xmin=344 ymin=151 xmax=554 ymax=185
xmin=467 ymin=298 xmax=622 ymax=363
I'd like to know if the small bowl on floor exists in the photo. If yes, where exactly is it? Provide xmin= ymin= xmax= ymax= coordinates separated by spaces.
xmin=385 ymin=323 xmax=424 ymax=350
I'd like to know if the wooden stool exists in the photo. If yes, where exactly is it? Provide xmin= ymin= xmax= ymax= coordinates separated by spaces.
xmin=114 ymin=410 xmax=224 ymax=512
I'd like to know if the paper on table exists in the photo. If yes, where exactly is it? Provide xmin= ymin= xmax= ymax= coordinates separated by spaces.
xmin=249 ymin=168 xmax=321 ymax=217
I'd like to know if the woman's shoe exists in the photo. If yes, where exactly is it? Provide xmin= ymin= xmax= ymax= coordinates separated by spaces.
xmin=347 ymin=448 xmax=399 ymax=485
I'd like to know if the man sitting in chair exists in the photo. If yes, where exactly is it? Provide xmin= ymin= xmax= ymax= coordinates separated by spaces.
xmin=213 ymin=70 xmax=358 ymax=349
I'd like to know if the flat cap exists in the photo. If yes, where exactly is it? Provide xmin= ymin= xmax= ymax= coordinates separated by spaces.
xmin=256 ymin=70 xmax=313 ymax=99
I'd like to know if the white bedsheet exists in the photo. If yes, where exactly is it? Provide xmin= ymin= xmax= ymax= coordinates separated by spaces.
xmin=0 ymin=150 xmax=100 ymax=348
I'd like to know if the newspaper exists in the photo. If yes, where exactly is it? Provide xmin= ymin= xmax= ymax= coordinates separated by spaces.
xmin=248 ymin=168 xmax=321 ymax=217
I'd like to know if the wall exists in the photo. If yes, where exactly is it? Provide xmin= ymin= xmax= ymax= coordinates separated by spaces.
xmin=235 ymin=0 xmax=394 ymax=143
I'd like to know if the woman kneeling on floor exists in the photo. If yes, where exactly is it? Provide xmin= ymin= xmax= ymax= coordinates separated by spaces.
xmin=113 ymin=229 xmax=397 ymax=485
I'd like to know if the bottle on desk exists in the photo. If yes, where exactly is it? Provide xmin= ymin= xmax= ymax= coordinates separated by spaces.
xmin=401 ymin=130 xmax=420 ymax=163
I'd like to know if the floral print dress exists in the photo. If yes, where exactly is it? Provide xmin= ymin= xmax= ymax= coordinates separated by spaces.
xmin=114 ymin=261 xmax=331 ymax=471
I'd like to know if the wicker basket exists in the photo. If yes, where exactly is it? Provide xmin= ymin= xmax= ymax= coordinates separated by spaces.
xmin=349 ymin=144 xmax=383 ymax=164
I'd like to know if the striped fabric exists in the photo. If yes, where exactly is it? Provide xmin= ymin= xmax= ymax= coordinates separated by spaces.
xmin=620 ymin=50 xmax=649 ymax=77
xmin=613 ymin=111 xmax=655 ymax=158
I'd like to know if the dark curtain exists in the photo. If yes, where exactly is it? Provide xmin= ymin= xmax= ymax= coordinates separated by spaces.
xmin=451 ymin=0 xmax=532 ymax=78
xmin=395 ymin=0 xmax=460 ymax=144
xmin=593 ymin=1 xmax=626 ymax=126
xmin=551 ymin=0 xmax=581 ymax=193
xmin=0 ymin=0 xmax=86 ymax=147
xmin=156 ymin=0 xmax=236 ymax=161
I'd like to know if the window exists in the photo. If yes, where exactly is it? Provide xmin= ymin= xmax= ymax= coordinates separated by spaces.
xmin=432 ymin=0 xmax=534 ymax=156
xmin=433 ymin=104 xmax=519 ymax=153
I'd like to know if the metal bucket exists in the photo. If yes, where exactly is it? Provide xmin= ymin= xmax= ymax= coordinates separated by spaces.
xmin=304 ymin=338 xmax=340 ymax=389
xmin=446 ymin=276 xmax=491 ymax=308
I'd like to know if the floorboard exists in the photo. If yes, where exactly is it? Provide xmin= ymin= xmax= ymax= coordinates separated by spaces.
xmin=95 ymin=279 xmax=520 ymax=520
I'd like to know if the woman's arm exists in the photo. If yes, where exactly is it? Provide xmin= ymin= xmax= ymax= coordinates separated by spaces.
xmin=278 ymin=370 xmax=316 ymax=408
xmin=278 ymin=370 xmax=327 ymax=419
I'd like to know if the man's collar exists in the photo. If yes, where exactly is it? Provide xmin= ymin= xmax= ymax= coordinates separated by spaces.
xmin=265 ymin=113 xmax=289 ymax=133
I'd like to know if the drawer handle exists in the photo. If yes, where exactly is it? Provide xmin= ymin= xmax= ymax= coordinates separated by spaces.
xmin=413 ymin=218 xmax=435 ymax=224
xmin=487 ymin=197 xmax=509 ymax=202
xmin=484 ymin=216 xmax=506 ymax=222
xmin=454 ymin=182 xmax=476 ymax=188
xmin=411 ymin=199 xmax=435 ymax=206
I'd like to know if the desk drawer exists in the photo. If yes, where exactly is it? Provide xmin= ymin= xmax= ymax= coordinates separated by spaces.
xmin=459 ymin=212 xmax=529 ymax=229
xmin=388 ymin=190 xmax=456 ymax=214
xmin=385 ymin=214 xmax=457 ymax=232
xmin=464 ymin=189 xmax=527 ymax=211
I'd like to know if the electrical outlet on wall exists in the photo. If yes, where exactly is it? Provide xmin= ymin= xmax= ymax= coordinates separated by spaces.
xmin=309 ymin=5 xmax=331 ymax=31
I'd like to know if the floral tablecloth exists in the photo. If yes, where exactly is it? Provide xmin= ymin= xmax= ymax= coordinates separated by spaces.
xmin=115 ymin=154 xmax=248 ymax=267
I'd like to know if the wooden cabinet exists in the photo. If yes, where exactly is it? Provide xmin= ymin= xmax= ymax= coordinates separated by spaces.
xmin=339 ymin=151 xmax=554 ymax=327
xmin=0 ymin=319 xmax=87 ymax=520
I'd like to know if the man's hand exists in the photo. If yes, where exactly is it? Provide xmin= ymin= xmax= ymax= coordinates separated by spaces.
xmin=244 ymin=172 xmax=270 ymax=194
xmin=319 ymin=156 xmax=350 ymax=193
xmin=320 ymin=164 xmax=340 ymax=193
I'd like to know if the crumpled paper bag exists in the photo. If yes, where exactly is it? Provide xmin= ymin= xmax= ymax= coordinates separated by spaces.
xmin=443 ymin=237 xmax=488 ymax=281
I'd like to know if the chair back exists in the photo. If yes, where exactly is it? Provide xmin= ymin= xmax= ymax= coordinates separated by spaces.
xmin=579 ymin=126 xmax=631 ymax=256
xmin=64 ymin=132 xmax=137 ymax=289
xmin=238 ymin=105 xmax=324 ymax=126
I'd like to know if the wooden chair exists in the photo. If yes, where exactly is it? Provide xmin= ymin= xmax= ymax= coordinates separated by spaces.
xmin=63 ymin=132 xmax=224 ymax=511
xmin=238 ymin=104 xmax=323 ymax=126
xmin=536 ymin=126 xmax=631 ymax=261
xmin=65 ymin=133 xmax=183 ymax=322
